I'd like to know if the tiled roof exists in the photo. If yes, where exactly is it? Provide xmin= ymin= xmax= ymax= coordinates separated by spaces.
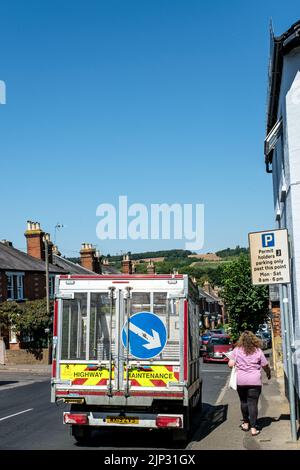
xmin=52 ymin=254 xmax=95 ymax=275
xmin=101 ymin=264 xmax=120 ymax=275
xmin=52 ymin=254 xmax=120 ymax=275
xmin=198 ymin=287 xmax=221 ymax=304
xmin=0 ymin=242 xmax=65 ymax=273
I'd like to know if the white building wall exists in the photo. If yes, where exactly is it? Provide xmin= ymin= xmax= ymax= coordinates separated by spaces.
xmin=273 ymin=46 xmax=300 ymax=397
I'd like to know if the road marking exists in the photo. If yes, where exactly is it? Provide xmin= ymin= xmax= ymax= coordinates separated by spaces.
xmin=0 ymin=378 xmax=49 ymax=392
xmin=215 ymin=375 xmax=231 ymax=405
xmin=0 ymin=408 xmax=33 ymax=422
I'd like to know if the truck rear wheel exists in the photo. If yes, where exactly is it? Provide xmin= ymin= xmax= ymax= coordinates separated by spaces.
xmin=171 ymin=406 xmax=190 ymax=443
xmin=172 ymin=428 xmax=189 ymax=443
xmin=72 ymin=425 xmax=92 ymax=445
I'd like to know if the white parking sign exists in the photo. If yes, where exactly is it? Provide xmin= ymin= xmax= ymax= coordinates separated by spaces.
xmin=248 ymin=229 xmax=291 ymax=285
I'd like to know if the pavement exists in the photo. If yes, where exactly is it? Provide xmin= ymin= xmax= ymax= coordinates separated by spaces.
xmin=0 ymin=363 xmax=51 ymax=374
xmin=190 ymin=367 xmax=300 ymax=450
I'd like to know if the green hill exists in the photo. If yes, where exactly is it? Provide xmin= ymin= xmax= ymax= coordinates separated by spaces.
xmin=66 ymin=246 xmax=248 ymax=287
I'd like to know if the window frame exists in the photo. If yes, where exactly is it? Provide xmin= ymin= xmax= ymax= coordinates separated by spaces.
xmin=49 ymin=274 xmax=55 ymax=299
xmin=6 ymin=271 xmax=25 ymax=301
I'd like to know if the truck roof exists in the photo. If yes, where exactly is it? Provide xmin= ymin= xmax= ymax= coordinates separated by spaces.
xmin=58 ymin=274 xmax=185 ymax=280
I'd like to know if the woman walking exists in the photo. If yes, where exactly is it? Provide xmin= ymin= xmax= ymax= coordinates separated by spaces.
xmin=229 ymin=330 xmax=271 ymax=436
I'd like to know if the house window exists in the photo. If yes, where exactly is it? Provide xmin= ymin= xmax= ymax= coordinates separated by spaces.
xmin=6 ymin=272 xmax=25 ymax=300
xmin=49 ymin=275 xmax=55 ymax=299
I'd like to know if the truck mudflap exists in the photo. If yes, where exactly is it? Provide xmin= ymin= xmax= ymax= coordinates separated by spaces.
xmin=63 ymin=411 xmax=184 ymax=429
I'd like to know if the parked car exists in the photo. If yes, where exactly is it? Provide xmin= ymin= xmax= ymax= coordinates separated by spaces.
xmin=200 ymin=332 xmax=212 ymax=355
xmin=210 ymin=328 xmax=225 ymax=335
xmin=258 ymin=323 xmax=269 ymax=332
xmin=262 ymin=331 xmax=272 ymax=348
xmin=203 ymin=334 xmax=233 ymax=363
xmin=255 ymin=331 xmax=269 ymax=350
xmin=257 ymin=330 xmax=272 ymax=349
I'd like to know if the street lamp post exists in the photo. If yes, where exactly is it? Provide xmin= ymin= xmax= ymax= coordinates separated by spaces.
xmin=43 ymin=234 xmax=50 ymax=363
xmin=43 ymin=234 xmax=50 ymax=318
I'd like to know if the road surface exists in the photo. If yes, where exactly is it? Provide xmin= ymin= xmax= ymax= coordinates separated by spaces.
xmin=0 ymin=361 xmax=230 ymax=450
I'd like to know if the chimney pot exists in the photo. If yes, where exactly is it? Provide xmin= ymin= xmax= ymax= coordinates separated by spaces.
xmin=121 ymin=253 xmax=133 ymax=274
xmin=0 ymin=239 xmax=13 ymax=247
xmin=80 ymin=242 xmax=100 ymax=273
xmin=147 ymin=260 xmax=156 ymax=275
xmin=25 ymin=220 xmax=45 ymax=260
xmin=52 ymin=244 xmax=61 ymax=256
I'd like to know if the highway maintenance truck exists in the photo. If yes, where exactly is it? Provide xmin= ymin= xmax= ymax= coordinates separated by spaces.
xmin=51 ymin=274 xmax=202 ymax=443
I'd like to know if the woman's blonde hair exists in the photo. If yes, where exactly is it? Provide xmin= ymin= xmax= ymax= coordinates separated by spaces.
xmin=236 ymin=330 xmax=262 ymax=355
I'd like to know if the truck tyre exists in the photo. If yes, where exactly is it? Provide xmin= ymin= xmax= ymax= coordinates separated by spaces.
xmin=172 ymin=428 xmax=188 ymax=443
xmin=172 ymin=406 xmax=190 ymax=443
xmin=72 ymin=425 xmax=92 ymax=445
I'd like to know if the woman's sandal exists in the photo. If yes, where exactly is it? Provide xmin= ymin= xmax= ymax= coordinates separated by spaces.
xmin=239 ymin=423 xmax=249 ymax=432
xmin=251 ymin=429 xmax=260 ymax=436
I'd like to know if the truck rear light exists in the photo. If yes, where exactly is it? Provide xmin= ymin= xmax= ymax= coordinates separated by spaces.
xmin=156 ymin=416 xmax=182 ymax=428
xmin=63 ymin=413 xmax=89 ymax=425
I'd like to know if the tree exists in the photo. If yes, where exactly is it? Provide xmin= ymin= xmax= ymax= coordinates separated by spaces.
xmin=0 ymin=298 xmax=53 ymax=348
xmin=220 ymin=255 xmax=269 ymax=340
xmin=216 ymin=245 xmax=249 ymax=258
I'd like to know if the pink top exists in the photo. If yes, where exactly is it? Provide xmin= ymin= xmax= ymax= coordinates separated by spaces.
xmin=232 ymin=347 xmax=268 ymax=386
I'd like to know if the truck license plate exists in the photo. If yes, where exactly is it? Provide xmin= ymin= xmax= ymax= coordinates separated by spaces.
xmin=106 ymin=416 xmax=139 ymax=425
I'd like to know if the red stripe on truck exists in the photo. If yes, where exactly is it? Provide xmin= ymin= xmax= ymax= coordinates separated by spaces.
xmin=150 ymin=380 xmax=167 ymax=387
xmin=96 ymin=379 xmax=108 ymax=386
xmin=59 ymin=274 xmax=184 ymax=280
xmin=72 ymin=379 xmax=88 ymax=386
xmin=53 ymin=300 xmax=58 ymax=336
xmin=129 ymin=379 xmax=141 ymax=387
xmin=56 ymin=390 xmax=184 ymax=398
xmin=52 ymin=359 xmax=56 ymax=379
xmin=184 ymin=300 xmax=188 ymax=381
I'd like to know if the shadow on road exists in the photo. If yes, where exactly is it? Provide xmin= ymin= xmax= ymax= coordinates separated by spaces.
xmin=74 ymin=427 xmax=188 ymax=449
xmin=0 ymin=381 xmax=18 ymax=387
xmin=72 ymin=402 xmax=226 ymax=450
xmin=256 ymin=414 xmax=290 ymax=431
xmin=190 ymin=402 xmax=228 ymax=445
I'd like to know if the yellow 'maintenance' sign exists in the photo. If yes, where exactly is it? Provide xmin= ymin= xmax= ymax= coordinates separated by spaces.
xmin=60 ymin=364 xmax=179 ymax=387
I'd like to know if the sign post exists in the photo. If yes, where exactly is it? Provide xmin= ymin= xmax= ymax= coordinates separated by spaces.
xmin=248 ymin=229 xmax=297 ymax=441
xmin=248 ymin=229 xmax=290 ymax=285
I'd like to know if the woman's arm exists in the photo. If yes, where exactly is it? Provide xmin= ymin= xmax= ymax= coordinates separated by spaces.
xmin=227 ymin=347 xmax=237 ymax=368
xmin=260 ymin=349 xmax=271 ymax=379
xmin=263 ymin=364 xmax=271 ymax=379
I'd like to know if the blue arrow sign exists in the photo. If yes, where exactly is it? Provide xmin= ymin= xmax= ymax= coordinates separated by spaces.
xmin=122 ymin=312 xmax=167 ymax=360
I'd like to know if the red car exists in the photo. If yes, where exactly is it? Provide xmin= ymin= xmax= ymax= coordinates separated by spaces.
xmin=203 ymin=334 xmax=233 ymax=363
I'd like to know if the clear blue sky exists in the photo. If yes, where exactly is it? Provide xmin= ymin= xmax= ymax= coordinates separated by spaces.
xmin=0 ymin=0 xmax=298 ymax=257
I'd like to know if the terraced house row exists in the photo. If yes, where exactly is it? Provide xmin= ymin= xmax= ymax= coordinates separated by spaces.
xmin=0 ymin=220 xmax=117 ymax=351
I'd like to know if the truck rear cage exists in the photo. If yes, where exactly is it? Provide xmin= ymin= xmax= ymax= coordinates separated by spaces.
xmin=52 ymin=275 xmax=202 ymax=441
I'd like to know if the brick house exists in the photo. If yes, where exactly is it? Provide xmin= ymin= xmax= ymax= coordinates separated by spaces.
xmin=0 ymin=221 xmax=119 ymax=352
xmin=198 ymin=282 xmax=224 ymax=329
xmin=0 ymin=239 xmax=64 ymax=349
